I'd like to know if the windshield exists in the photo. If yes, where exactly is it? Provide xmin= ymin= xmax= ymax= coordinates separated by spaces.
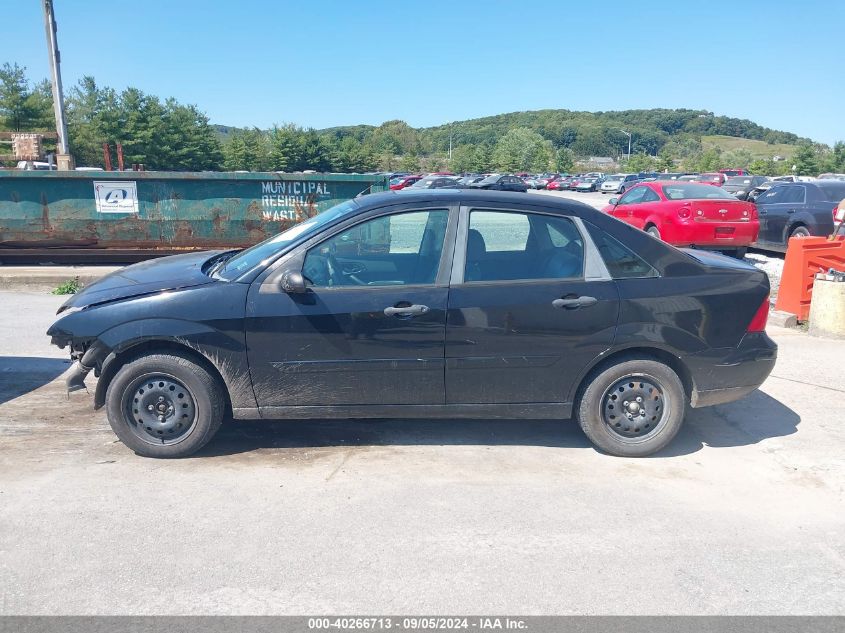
xmin=662 ymin=184 xmax=735 ymax=200
xmin=725 ymin=177 xmax=753 ymax=186
xmin=217 ymin=199 xmax=359 ymax=279
xmin=478 ymin=175 xmax=501 ymax=185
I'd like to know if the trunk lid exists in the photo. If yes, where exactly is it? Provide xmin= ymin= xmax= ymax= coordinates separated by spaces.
xmin=687 ymin=199 xmax=754 ymax=222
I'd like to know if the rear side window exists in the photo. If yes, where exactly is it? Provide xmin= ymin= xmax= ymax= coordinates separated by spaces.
xmin=584 ymin=222 xmax=658 ymax=279
xmin=465 ymin=210 xmax=584 ymax=282
xmin=469 ymin=211 xmax=530 ymax=251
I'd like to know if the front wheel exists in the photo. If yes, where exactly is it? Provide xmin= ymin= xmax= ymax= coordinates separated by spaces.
xmin=576 ymin=359 xmax=686 ymax=457
xmin=105 ymin=351 xmax=226 ymax=458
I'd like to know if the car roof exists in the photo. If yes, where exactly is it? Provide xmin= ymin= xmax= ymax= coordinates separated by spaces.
xmin=357 ymin=189 xmax=597 ymax=216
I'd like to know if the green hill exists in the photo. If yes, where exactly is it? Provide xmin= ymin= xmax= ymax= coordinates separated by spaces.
xmin=700 ymin=135 xmax=797 ymax=160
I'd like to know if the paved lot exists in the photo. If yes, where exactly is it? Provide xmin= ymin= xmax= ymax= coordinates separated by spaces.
xmin=1 ymin=291 xmax=843 ymax=615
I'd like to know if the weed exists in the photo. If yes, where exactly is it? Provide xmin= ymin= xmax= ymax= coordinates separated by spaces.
xmin=52 ymin=277 xmax=82 ymax=295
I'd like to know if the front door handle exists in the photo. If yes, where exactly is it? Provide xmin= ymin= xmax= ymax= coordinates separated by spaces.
xmin=787 ymin=209 xmax=795 ymax=214
xmin=552 ymin=296 xmax=598 ymax=310
xmin=384 ymin=304 xmax=429 ymax=317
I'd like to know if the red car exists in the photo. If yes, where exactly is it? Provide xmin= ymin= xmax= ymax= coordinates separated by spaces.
xmin=602 ymin=181 xmax=758 ymax=257
xmin=546 ymin=177 xmax=568 ymax=191
xmin=720 ymin=168 xmax=747 ymax=177
xmin=389 ymin=174 xmax=422 ymax=190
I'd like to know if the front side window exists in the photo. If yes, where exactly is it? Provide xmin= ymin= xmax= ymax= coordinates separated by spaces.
xmin=757 ymin=187 xmax=784 ymax=204
xmin=303 ymin=209 xmax=449 ymax=287
xmin=617 ymin=186 xmax=649 ymax=205
xmin=779 ymin=186 xmax=806 ymax=204
xmin=464 ymin=210 xmax=584 ymax=282
xmin=641 ymin=188 xmax=661 ymax=202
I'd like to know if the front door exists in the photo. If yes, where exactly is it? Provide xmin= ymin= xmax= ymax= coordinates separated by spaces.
xmin=245 ymin=207 xmax=454 ymax=407
xmin=613 ymin=185 xmax=650 ymax=229
xmin=445 ymin=207 xmax=619 ymax=405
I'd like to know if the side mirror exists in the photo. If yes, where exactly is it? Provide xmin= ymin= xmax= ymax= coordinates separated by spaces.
xmin=608 ymin=198 xmax=618 ymax=206
xmin=281 ymin=271 xmax=307 ymax=294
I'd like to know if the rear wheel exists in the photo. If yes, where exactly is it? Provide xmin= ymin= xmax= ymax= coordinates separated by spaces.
xmin=106 ymin=352 xmax=226 ymax=458
xmin=576 ymin=359 xmax=685 ymax=457
xmin=725 ymin=247 xmax=747 ymax=259
xmin=645 ymin=225 xmax=661 ymax=240
xmin=789 ymin=225 xmax=810 ymax=239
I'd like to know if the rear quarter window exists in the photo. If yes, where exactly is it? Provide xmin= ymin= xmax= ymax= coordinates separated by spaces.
xmin=584 ymin=222 xmax=658 ymax=279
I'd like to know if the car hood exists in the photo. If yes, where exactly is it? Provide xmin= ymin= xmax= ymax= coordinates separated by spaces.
xmin=58 ymin=250 xmax=224 ymax=312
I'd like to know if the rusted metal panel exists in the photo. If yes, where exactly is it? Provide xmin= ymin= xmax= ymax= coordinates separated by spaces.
xmin=0 ymin=171 xmax=389 ymax=252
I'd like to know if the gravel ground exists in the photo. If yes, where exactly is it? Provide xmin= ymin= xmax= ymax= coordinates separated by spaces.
xmin=530 ymin=188 xmax=786 ymax=297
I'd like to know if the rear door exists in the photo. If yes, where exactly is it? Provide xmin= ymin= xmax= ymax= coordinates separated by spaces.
xmin=755 ymin=185 xmax=787 ymax=244
xmin=445 ymin=205 xmax=619 ymax=405
xmin=763 ymin=185 xmax=805 ymax=244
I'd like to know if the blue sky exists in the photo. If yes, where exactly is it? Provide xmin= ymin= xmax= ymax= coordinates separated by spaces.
xmin=4 ymin=1 xmax=844 ymax=143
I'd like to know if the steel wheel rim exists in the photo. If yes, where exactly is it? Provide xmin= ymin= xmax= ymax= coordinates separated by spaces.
xmin=602 ymin=375 xmax=667 ymax=441
xmin=123 ymin=373 xmax=197 ymax=445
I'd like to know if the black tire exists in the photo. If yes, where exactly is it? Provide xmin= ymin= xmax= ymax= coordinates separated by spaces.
xmin=645 ymin=225 xmax=662 ymax=240
xmin=789 ymin=225 xmax=810 ymax=239
xmin=105 ymin=351 xmax=226 ymax=458
xmin=577 ymin=358 xmax=685 ymax=457
xmin=725 ymin=247 xmax=747 ymax=259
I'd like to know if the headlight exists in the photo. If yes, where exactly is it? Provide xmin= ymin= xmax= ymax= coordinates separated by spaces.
xmin=56 ymin=305 xmax=85 ymax=316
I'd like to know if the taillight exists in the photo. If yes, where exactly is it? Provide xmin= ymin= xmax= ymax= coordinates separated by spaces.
xmin=747 ymin=296 xmax=769 ymax=332
xmin=833 ymin=205 xmax=845 ymax=222
xmin=677 ymin=206 xmax=691 ymax=219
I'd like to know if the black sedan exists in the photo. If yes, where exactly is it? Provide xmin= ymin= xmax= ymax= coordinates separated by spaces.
xmin=722 ymin=175 xmax=769 ymax=201
xmin=754 ymin=180 xmax=845 ymax=251
xmin=48 ymin=190 xmax=776 ymax=459
xmin=469 ymin=174 xmax=529 ymax=192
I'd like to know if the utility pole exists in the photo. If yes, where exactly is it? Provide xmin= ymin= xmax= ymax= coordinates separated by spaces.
xmin=619 ymin=129 xmax=632 ymax=163
xmin=43 ymin=0 xmax=73 ymax=170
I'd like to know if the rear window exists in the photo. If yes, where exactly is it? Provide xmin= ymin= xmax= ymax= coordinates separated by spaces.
xmin=816 ymin=183 xmax=845 ymax=202
xmin=725 ymin=177 xmax=753 ymax=186
xmin=662 ymin=184 xmax=735 ymax=200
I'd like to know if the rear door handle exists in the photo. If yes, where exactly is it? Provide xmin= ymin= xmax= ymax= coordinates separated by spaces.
xmin=552 ymin=296 xmax=598 ymax=310
xmin=384 ymin=304 xmax=429 ymax=317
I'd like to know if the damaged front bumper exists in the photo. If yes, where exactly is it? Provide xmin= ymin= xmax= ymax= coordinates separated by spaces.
xmin=49 ymin=329 xmax=111 ymax=396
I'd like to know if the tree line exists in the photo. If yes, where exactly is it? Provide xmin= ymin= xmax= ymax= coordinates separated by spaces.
xmin=2 ymin=61 xmax=843 ymax=176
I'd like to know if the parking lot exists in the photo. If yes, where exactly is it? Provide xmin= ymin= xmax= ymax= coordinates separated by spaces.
xmin=1 ymin=289 xmax=843 ymax=614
